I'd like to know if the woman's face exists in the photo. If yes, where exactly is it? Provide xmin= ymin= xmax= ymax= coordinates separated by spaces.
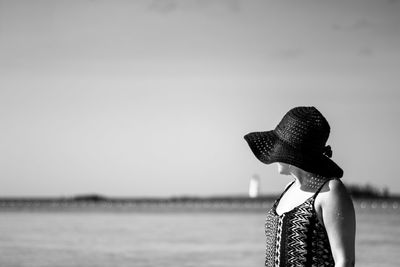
xmin=276 ymin=162 xmax=291 ymax=175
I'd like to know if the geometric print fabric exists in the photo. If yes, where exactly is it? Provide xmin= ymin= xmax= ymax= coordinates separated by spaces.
xmin=264 ymin=181 xmax=334 ymax=267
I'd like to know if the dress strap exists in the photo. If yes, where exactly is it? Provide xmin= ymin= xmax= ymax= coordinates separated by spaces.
xmin=311 ymin=179 xmax=332 ymax=200
xmin=277 ymin=181 xmax=295 ymax=201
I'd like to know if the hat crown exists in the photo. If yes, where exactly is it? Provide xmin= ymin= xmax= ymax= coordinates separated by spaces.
xmin=275 ymin=106 xmax=330 ymax=153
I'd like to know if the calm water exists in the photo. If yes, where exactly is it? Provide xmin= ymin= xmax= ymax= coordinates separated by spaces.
xmin=0 ymin=203 xmax=399 ymax=267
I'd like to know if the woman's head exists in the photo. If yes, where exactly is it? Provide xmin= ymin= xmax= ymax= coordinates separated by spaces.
xmin=244 ymin=106 xmax=343 ymax=178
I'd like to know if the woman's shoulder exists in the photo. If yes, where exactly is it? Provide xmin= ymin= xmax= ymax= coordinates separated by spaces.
xmin=320 ymin=178 xmax=348 ymax=195
xmin=317 ymin=178 xmax=354 ymax=211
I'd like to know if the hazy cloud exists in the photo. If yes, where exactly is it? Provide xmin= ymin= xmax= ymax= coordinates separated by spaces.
xmin=272 ymin=48 xmax=304 ymax=60
xmin=147 ymin=0 xmax=240 ymax=14
xmin=358 ymin=47 xmax=374 ymax=57
xmin=331 ymin=18 xmax=375 ymax=32
xmin=195 ymin=0 xmax=240 ymax=13
xmin=148 ymin=0 xmax=178 ymax=14
xmin=352 ymin=18 xmax=375 ymax=31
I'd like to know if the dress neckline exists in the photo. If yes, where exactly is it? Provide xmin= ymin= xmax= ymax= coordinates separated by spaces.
xmin=272 ymin=195 xmax=314 ymax=217
xmin=271 ymin=179 xmax=331 ymax=217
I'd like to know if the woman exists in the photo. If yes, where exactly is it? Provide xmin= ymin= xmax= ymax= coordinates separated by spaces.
xmin=244 ymin=106 xmax=355 ymax=267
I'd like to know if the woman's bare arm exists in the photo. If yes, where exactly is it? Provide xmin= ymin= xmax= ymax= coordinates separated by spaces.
xmin=319 ymin=179 xmax=356 ymax=267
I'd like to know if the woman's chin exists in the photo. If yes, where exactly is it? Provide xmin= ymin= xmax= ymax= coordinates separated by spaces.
xmin=277 ymin=167 xmax=291 ymax=175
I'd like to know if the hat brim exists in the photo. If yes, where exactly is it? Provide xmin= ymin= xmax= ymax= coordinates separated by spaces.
xmin=244 ymin=131 xmax=343 ymax=178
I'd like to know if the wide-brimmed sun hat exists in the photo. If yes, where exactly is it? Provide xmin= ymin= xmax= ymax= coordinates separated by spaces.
xmin=244 ymin=106 xmax=343 ymax=178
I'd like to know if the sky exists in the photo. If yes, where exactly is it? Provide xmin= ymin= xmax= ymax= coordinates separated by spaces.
xmin=0 ymin=0 xmax=400 ymax=197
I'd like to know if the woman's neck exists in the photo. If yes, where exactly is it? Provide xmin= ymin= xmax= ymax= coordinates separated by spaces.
xmin=291 ymin=171 xmax=327 ymax=192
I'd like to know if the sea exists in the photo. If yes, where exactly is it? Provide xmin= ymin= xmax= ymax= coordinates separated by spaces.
xmin=0 ymin=200 xmax=399 ymax=267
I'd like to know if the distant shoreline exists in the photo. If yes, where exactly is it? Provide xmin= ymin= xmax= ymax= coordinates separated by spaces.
xmin=1 ymin=193 xmax=399 ymax=203
xmin=0 ymin=194 xmax=399 ymax=211
xmin=1 ymin=182 xmax=396 ymax=203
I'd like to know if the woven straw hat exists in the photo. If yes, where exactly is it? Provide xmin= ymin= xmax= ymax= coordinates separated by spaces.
xmin=244 ymin=106 xmax=343 ymax=178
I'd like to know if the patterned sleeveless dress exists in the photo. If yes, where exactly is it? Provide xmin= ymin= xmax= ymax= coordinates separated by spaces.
xmin=265 ymin=181 xmax=334 ymax=267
